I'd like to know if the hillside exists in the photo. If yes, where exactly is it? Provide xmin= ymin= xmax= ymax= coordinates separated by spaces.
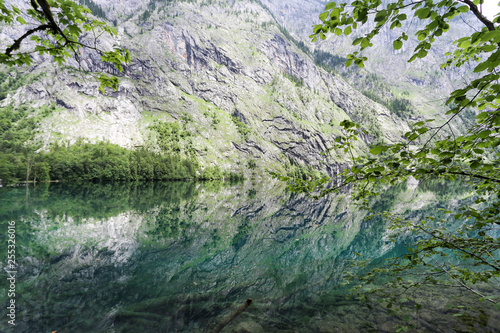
xmin=261 ymin=0 xmax=480 ymax=121
xmin=1 ymin=0 xmax=416 ymax=181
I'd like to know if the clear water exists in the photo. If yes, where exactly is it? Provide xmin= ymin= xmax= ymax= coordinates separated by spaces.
xmin=0 ymin=180 xmax=498 ymax=332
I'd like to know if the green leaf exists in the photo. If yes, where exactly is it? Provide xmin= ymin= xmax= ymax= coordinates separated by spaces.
xmin=408 ymin=133 xmax=419 ymax=141
xmin=16 ymin=16 xmax=26 ymax=25
xmin=417 ymin=127 xmax=428 ymax=134
xmin=331 ymin=8 xmax=341 ymax=20
xmin=393 ymin=40 xmax=403 ymax=50
xmin=457 ymin=39 xmax=470 ymax=48
xmin=325 ymin=2 xmax=336 ymax=10
xmin=470 ymin=161 xmax=481 ymax=169
xmin=417 ymin=32 xmax=427 ymax=41
xmin=417 ymin=49 xmax=428 ymax=58
xmin=375 ymin=10 xmax=387 ymax=22
xmin=482 ymin=44 xmax=496 ymax=52
xmin=477 ymin=130 xmax=491 ymax=138
xmin=480 ymin=30 xmax=496 ymax=41
xmin=473 ymin=62 xmax=489 ymax=73
xmin=415 ymin=7 xmax=430 ymax=19
xmin=67 ymin=24 xmax=82 ymax=37
xmin=457 ymin=5 xmax=469 ymax=13
xmin=370 ymin=145 xmax=386 ymax=155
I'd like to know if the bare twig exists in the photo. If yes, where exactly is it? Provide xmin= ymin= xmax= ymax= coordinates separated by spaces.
xmin=458 ymin=0 xmax=496 ymax=31
xmin=417 ymin=225 xmax=500 ymax=272
xmin=434 ymin=260 xmax=497 ymax=304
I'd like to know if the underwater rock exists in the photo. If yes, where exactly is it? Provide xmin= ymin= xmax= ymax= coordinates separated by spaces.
xmin=233 ymin=320 xmax=264 ymax=333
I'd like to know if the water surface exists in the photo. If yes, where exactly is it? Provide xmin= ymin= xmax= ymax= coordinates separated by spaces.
xmin=0 ymin=180 xmax=498 ymax=332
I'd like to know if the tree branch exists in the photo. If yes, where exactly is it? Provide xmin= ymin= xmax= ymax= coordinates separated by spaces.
xmin=458 ymin=0 xmax=496 ymax=31
xmin=447 ymin=171 xmax=500 ymax=183
xmin=5 ymin=24 xmax=51 ymax=56
xmin=418 ymin=226 xmax=500 ymax=272
xmin=434 ymin=260 xmax=497 ymax=304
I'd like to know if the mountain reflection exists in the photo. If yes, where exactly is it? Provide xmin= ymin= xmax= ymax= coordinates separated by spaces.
xmin=0 ymin=179 xmax=497 ymax=332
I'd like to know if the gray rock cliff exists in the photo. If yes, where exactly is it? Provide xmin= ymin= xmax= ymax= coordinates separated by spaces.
xmin=1 ymin=0 xmax=411 ymax=176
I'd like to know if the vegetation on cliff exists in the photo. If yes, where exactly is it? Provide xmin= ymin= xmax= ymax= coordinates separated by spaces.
xmin=0 ymin=103 xmax=243 ymax=183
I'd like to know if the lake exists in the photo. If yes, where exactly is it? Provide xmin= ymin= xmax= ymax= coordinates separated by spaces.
xmin=0 ymin=180 xmax=498 ymax=332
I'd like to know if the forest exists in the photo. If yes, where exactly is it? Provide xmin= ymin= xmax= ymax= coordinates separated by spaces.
xmin=0 ymin=104 xmax=243 ymax=183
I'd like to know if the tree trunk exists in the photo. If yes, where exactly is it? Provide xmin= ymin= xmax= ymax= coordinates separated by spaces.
xmin=26 ymin=157 xmax=30 ymax=184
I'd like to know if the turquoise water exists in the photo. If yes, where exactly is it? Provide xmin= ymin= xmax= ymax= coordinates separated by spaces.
xmin=0 ymin=180 xmax=498 ymax=332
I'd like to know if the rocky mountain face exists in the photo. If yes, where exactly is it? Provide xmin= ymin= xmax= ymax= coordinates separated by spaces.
xmin=261 ymin=0 xmax=480 ymax=118
xmin=0 ymin=0 xmax=414 ymax=177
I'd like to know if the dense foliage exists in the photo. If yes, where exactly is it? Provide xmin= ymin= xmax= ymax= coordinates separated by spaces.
xmin=0 ymin=139 xmax=198 ymax=183
xmin=0 ymin=104 xmax=54 ymax=184
xmin=1 ymin=136 xmax=243 ymax=184
xmin=45 ymin=141 xmax=199 ymax=181
xmin=0 ymin=0 xmax=129 ymax=92
xmin=0 ymin=69 xmax=43 ymax=101
xmin=278 ymin=0 xmax=500 ymax=328
xmin=231 ymin=116 xmax=252 ymax=138
xmin=362 ymin=89 xmax=413 ymax=118
xmin=0 ymin=104 xmax=242 ymax=184
xmin=79 ymin=0 xmax=107 ymax=20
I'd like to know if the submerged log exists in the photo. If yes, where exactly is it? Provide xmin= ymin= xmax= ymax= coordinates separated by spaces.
xmin=211 ymin=298 xmax=252 ymax=333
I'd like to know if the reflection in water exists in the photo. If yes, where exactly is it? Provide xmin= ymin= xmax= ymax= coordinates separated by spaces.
xmin=0 ymin=180 xmax=498 ymax=332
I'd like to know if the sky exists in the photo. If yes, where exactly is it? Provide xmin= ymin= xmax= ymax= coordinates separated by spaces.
xmin=482 ymin=0 xmax=499 ymax=20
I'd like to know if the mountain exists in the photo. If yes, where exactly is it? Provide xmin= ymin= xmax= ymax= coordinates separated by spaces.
xmin=1 ymin=0 xmax=452 ymax=180
xmin=261 ymin=0 xmax=480 ymax=122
